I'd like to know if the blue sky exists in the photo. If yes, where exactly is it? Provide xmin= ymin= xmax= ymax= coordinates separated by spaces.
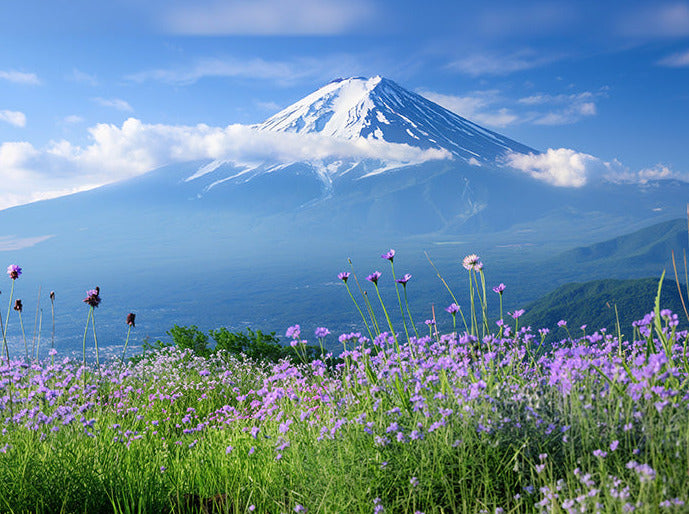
xmin=0 ymin=0 xmax=688 ymax=208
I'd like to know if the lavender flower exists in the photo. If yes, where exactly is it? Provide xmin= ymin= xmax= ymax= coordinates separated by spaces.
xmin=314 ymin=327 xmax=330 ymax=338
xmin=381 ymin=249 xmax=395 ymax=262
xmin=395 ymin=273 xmax=412 ymax=285
xmin=509 ymin=309 xmax=525 ymax=320
xmin=462 ymin=254 xmax=483 ymax=271
xmin=445 ymin=303 xmax=460 ymax=314
xmin=83 ymin=287 xmax=101 ymax=308
xmin=286 ymin=324 xmax=301 ymax=339
xmin=337 ymin=272 xmax=350 ymax=283
xmin=492 ymin=283 xmax=506 ymax=294
xmin=366 ymin=271 xmax=382 ymax=285
xmin=6 ymin=264 xmax=21 ymax=280
xmin=557 ymin=320 xmax=567 ymax=328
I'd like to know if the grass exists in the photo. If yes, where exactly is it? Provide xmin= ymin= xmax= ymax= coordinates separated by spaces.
xmin=1 ymin=254 xmax=689 ymax=513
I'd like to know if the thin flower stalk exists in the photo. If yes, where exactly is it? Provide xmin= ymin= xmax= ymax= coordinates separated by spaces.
xmin=349 ymin=259 xmax=381 ymax=337
xmin=382 ymin=250 xmax=411 ymax=344
xmin=122 ymin=313 xmax=135 ymax=367
xmin=3 ymin=275 xmax=16 ymax=361
xmin=425 ymin=252 xmax=469 ymax=333
xmin=50 ymin=291 xmax=55 ymax=365
xmin=339 ymin=269 xmax=374 ymax=342
xmin=31 ymin=285 xmax=41 ymax=360
xmin=15 ymin=300 xmax=28 ymax=360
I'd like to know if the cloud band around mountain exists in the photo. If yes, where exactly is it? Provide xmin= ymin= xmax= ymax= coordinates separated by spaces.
xmin=0 ymin=118 xmax=450 ymax=210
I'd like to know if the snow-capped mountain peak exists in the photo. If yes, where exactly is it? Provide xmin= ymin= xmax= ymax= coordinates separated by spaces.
xmin=257 ymin=76 xmax=535 ymax=163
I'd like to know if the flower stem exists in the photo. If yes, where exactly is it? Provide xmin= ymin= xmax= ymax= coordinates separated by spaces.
xmin=91 ymin=309 xmax=100 ymax=372
xmin=389 ymin=261 xmax=410 ymax=343
xmin=402 ymin=286 xmax=419 ymax=339
xmin=122 ymin=324 xmax=133 ymax=368
xmin=3 ymin=279 xmax=15 ymax=361
xmin=18 ymin=310 xmax=27 ymax=360
xmin=82 ymin=307 xmax=92 ymax=387
xmin=373 ymin=283 xmax=398 ymax=352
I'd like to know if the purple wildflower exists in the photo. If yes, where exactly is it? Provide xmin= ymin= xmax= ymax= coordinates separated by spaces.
xmin=225 ymin=446 xmax=233 ymax=454
xmin=462 ymin=254 xmax=482 ymax=271
xmin=126 ymin=313 xmax=136 ymax=327
xmin=83 ymin=287 xmax=101 ymax=308
xmin=593 ymin=449 xmax=608 ymax=458
xmin=366 ymin=271 xmax=382 ymax=285
xmin=492 ymin=283 xmax=506 ymax=294
xmin=7 ymin=264 xmax=21 ymax=280
xmin=509 ymin=309 xmax=525 ymax=320
xmin=381 ymin=249 xmax=395 ymax=262
xmin=396 ymin=273 xmax=412 ymax=285
xmin=424 ymin=319 xmax=435 ymax=326
xmin=13 ymin=299 xmax=22 ymax=312
xmin=286 ymin=324 xmax=301 ymax=339
xmin=445 ymin=303 xmax=460 ymax=315
xmin=557 ymin=320 xmax=567 ymax=328
xmin=337 ymin=272 xmax=350 ymax=283
xmin=314 ymin=327 xmax=330 ymax=338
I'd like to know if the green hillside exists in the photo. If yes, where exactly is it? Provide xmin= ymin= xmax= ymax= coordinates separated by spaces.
xmin=521 ymin=277 xmax=689 ymax=338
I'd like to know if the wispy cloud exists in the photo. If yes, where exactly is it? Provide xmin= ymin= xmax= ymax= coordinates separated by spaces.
xmin=126 ymin=54 xmax=364 ymax=87
xmin=92 ymin=97 xmax=134 ymax=112
xmin=161 ymin=0 xmax=376 ymax=35
xmin=0 ymin=118 xmax=449 ymax=210
xmin=518 ymin=92 xmax=599 ymax=125
xmin=447 ymin=50 xmax=556 ymax=77
xmin=618 ymin=2 xmax=689 ymax=37
xmin=0 ymin=110 xmax=27 ymax=128
xmin=418 ymin=89 xmax=519 ymax=128
xmin=605 ymin=163 xmax=689 ymax=184
xmin=0 ymin=70 xmax=40 ymax=85
xmin=63 ymin=115 xmax=85 ymax=124
xmin=70 ymin=69 xmax=98 ymax=86
xmin=419 ymin=88 xmax=601 ymax=128
xmin=657 ymin=48 xmax=689 ymax=67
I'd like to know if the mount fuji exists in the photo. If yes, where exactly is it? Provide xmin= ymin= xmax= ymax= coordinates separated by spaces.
xmin=0 ymin=76 xmax=687 ymax=353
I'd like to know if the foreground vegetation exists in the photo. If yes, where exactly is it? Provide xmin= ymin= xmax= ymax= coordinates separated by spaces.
xmin=1 ymin=255 xmax=689 ymax=513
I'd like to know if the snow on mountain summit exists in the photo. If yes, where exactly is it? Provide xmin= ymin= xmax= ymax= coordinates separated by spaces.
xmin=257 ymin=76 xmax=535 ymax=163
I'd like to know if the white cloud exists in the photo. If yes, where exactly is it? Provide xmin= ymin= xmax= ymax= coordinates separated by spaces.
xmin=0 ymin=70 xmax=40 ymax=85
xmin=505 ymin=148 xmax=609 ymax=187
xmin=93 ymin=97 xmax=134 ymax=112
xmin=418 ymin=89 xmax=520 ymax=128
xmin=657 ymin=49 xmax=689 ymax=67
xmin=447 ymin=50 xmax=555 ymax=77
xmin=518 ymin=91 xmax=600 ymax=125
xmin=126 ymin=55 xmax=364 ymax=87
xmin=63 ymin=115 xmax=85 ymax=124
xmin=71 ymin=69 xmax=98 ymax=86
xmin=618 ymin=2 xmax=689 ymax=37
xmin=0 ymin=118 xmax=450 ymax=210
xmin=419 ymin=88 xmax=600 ymax=128
xmin=605 ymin=163 xmax=689 ymax=184
xmin=161 ymin=0 xmax=375 ymax=35
xmin=0 ymin=110 xmax=27 ymax=127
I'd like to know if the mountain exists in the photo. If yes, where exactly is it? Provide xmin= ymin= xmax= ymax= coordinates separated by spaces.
xmin=0 ymin=76 xmax=687 ymax=355
xmin=520 ymin=277 xmax=689 ymax=337
xmin=257 ymin=76 xmax=535 ymax=162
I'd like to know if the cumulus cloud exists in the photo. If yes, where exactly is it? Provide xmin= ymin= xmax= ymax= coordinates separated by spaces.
xmin=161 ymin=0 xmax=375 ymax=35
xmin=0 ymin=110 xmax=27 ymax=127
xmin=657 ymin=49 xmax=689 ymax=67
xmin=0 ymin=118 xmax=450 ymax=210
xmin=0 ymin=70 xmax=40 ymax=85
xmin=505 ymin=148 xmax=609 ymax=187
xmin=93 ymin=97 xmax=134 ymax=112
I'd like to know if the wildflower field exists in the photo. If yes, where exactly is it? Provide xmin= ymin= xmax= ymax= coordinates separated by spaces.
xmin=1 ymin=253 xmax=689 ymax=513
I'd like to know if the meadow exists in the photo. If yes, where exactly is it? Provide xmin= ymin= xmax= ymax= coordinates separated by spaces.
xmin=0 ymin=252 xmax=688 ymax=513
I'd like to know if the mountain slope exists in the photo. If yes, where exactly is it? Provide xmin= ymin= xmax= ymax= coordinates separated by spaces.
xmin=521 ymin=277 xmax=688 ymax=336
xmin=257 ymin=76 xmax=536 ymax=163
